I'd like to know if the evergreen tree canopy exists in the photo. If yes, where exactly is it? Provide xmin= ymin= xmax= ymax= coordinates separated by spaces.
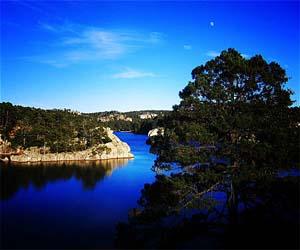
xmin=0 ymin=103 xmax=111 ymax=153
xmin=150 ymin=48 xmax=299 ymax=169
xmin=117 ymin=50 xmax=299 ymax=248
xmin=141 ymin=48 xmax=300 ymax=224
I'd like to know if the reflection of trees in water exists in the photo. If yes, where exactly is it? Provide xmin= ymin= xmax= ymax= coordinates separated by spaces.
xmin=0 ymin=159 xmax=129 ymax=200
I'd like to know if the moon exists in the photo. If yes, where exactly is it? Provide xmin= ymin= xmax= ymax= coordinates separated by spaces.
xmin=210 ymin=21 xmax=214 ymax=27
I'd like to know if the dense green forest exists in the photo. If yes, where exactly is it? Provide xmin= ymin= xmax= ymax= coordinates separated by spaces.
xmin=116 ymin=49 xmax=300 ymax=248
xmin=0 ymin=103 xmax=168 ymax=153
xmin=0 ymin=103 xmax=111 ymax=153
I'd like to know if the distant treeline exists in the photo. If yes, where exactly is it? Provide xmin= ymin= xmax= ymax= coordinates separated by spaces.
xmin=100 ymin=118 xmax=160 ymax=134
xmin=87 ymin=110 xmax=170 ymax=134
xmin=0 ymin=102 xmax=111 ymax=153
xmin=86 ymin=110 xmax=169 ymax=118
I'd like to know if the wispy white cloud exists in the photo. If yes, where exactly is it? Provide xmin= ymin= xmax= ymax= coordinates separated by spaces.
xmin=38 ymin=21 xmax=77 ymax=34
xmin=183 ymin=45 xmax=192 ymax=50
xmin=206 ymin=50 xmax=220 ymax=57
xmin=112 ymin=68 xmax=157 ymax=79
xmin=14 ymin=0 xmax=65 ymax=22
xmin=148 ymin=32 xmax=164 ymax=44
xmin=33 ymin=22 xmax=164 ymax=67
xmin=62 ymin=29 xmax=128 ymax=59
xmin=37 ymin=59 xmax=68 ymax=68
xmin=39 ymin=22 xmax=58 ymax=32
xmin=15 ymin=0 xmax=47 ymax=15
xmin=241 ymin=53 xmax=249 ymax=58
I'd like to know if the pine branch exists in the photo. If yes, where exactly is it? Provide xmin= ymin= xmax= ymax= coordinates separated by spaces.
xmin=179 ymin=182 xmax=220 ymax=210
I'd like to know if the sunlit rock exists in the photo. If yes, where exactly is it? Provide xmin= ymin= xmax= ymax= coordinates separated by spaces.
xmin=148 ymin=127 xmax=164 ymax=137
xmin=8 ymin=128 xmax=134 ymax=163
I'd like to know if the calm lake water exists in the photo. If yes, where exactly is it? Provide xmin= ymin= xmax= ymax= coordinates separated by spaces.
xmin=0 ymin=132 xmax=156 ymax=249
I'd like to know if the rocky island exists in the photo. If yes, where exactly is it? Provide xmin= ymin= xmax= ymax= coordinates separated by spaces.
xmin=0 ymin=128 xmax=133 ymax=163
xmin=0 ymin=103 xmax=133 ymax=163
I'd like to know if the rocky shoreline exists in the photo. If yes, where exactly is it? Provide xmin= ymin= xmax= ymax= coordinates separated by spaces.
xmin=0 ymin=128 xmax=134 ymax=163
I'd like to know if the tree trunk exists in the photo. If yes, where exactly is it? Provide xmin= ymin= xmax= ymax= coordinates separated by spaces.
xmin=227 ymin=179 xmax=238 ymax=225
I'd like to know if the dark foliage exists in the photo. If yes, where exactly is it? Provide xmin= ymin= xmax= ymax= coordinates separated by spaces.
xmin=116 ymin=49 xmax=300 ymax=249
xmin=0 ymin=103 xmax=111 ymax=152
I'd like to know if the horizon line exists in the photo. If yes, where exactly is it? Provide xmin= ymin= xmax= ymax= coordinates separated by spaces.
xmin=0 ymin=101 xmax=172 ymax=114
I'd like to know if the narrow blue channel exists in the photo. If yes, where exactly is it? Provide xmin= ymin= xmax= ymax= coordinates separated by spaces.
xmin=0 ymin=132 xmax=156 ymax=249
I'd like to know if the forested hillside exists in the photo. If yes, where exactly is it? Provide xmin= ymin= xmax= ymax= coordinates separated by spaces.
xmin=0 ymin=102 xmax=111 ymax=153
xmin=0 ymin=103 xmax=169 ymax=153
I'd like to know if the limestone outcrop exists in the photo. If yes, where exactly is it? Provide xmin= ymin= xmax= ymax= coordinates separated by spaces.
xmin=2 ymin=128 xmax=134 ymax=163
xmin=148 ymin=127 xmax=164 ymax=137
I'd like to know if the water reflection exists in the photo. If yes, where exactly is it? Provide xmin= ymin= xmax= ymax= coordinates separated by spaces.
xmin=0 ymin=159 xmax=130 ymax=200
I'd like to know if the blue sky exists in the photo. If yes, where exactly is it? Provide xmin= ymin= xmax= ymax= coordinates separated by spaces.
xmin=1 ymin=1 xmax=299 ymax=112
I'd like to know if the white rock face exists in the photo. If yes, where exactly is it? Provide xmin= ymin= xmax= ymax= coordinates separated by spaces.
xmin=148 ymin=127 xmax=164 ymax=137
xmin=9 ymin=128 xmax=134 ymax=163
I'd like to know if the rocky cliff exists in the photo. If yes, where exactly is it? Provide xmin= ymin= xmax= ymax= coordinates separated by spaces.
xmin=1 ymin=128 xmax=134 ymax=163
xmin=148 ymin=127 xmax=164 ymax=137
